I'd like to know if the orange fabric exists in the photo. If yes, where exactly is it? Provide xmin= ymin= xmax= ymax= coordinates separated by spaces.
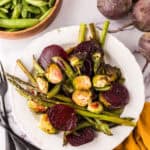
xmin=115 ymin=102 xmax=150 ymax=150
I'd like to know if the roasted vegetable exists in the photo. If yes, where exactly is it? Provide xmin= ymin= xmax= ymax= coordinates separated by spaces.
xmin=72 ymin=90 xmax=92 ymax=107
xmin=45 ymin=64 xmax=63 ymax=84
xmin=27 ymin=100 xmax=47 ymax=113
xmin=87 ymin=102 xmax=103 ymax=114
xmin=36 ymin=77 xmax=48 ymax=94
xmin=99 ymin=83 xmax=129 ymax=109
xmin=39 ymin=114 xmax=57 ymax=134
xmin=38 ymin=45 xmax=68 ymax=69
xmin=73 ymin=75 xmax=92 ymax=90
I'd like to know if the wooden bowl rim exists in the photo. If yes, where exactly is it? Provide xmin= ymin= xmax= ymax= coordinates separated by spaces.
xmin=0 ymin=0 xmax=61 ymax=37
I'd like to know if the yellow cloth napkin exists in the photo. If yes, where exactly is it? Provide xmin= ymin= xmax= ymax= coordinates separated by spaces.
xmin=114 ymin=102 xmax=150 ymax=150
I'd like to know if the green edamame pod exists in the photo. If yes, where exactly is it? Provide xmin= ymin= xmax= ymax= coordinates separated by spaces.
xmin=11 ymin=4 xmax=21 ymax=19
xmin=39 ymin=8 xmax=52 ymax=21
xmin=4 ymin=3 xmax=11 ymax=9
xmin=0 ymin=19 xmax=39 ymax=29
xmin=0 ymin=0 xmax=11 ymax=6
xmin=0 ymin=11 xmax=8 ymax=19
xmin=0 ymin=8 xmax=8 ymax=14
xmin=40 ymin=5 xmax=49 ymax=14
xmin=26 ymin=5 xmax=41 ymax=14
xmin=21 ymin=0 xmax=28 ymax=18
xmin=12 ymin=0 xmax=17 ymax=6
xmin=25 ymin=0 xmax=48 ymax=7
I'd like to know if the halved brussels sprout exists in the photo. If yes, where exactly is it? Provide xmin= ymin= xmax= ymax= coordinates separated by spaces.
xmin=72 ymin=90 xmax=92 ymax=107
xmin=73 ymin=75 xmax=92 ymax=90
xmin=45 ymin=64 xmax=63 ymax=84
xmin=87 ymin=102 xmax=103 ymax=114
xmin=39 ymin=114 xmax=57 ymax=134
xmin=36 ymin=77 xmax=48 ymax=94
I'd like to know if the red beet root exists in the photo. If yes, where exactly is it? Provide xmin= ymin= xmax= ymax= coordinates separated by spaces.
xmin=66 ymin=127 xmax=95 ymax=146
xmin=38 ymin=45 xmax=68 ymax=69
xmin=100 ymin=83 xmax=129 ymax=109
xmin=47 ymin=104 xmax=77 ymax=131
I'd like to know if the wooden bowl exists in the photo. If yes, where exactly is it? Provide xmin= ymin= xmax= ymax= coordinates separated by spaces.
xmin=0 ymin=0 xmax=62 ymax=39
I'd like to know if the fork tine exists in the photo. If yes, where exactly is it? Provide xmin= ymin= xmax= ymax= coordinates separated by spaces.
xmin=0 ymin=61 xmax=6 ymax=81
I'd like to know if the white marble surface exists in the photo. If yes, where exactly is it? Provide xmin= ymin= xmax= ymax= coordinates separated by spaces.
xmin=0 ymin=0 xmax=149 ymax=150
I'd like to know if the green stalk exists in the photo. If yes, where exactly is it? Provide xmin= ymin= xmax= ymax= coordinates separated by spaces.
xmin=54 ymin=94 xmax=72 ymax=103
xmin=89 ymin=23 xmax=97 ymax=40
xmin=100 ymin=20 xmax=110 ymax=47
xmin=76 ymin=109 xmax=136 ymax=127
xmin=16 ymin=59 xmax=36 ymax=85
xmin=47 ymin=84 xmax=61 ymax=98
xmin=78 ymin=23 xmax=87 ymax=43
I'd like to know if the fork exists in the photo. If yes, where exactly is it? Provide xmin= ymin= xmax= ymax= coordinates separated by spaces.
xmin=0 ymin=62 xmax=40 ymax=150
xmin=0 ymin=62 xmax=17 ymax=150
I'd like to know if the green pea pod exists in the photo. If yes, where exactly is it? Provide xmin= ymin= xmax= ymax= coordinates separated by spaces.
xmin=0 ymin=0 xmax=11 ymax=6
xmin=0 ymin=8 xmax=8 ymax=13
xmin=25 ymin=0 xmax=48 ymax=7
xmin=0 ymin=11 xmax=8 ymax=19
xmin=12 ymin=4 xmax=21 ymax=19
xmin=0 ymin=19 xmax=39 ymax=29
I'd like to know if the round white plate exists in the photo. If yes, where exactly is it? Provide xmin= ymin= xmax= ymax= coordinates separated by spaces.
xmin=10 ymin=26 xmax=145 ymax=150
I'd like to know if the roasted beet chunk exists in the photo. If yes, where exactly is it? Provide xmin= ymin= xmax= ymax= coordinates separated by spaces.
xmin=100 ymin=83 xmax=129 ymax=109
xmin=38 ymin=45 xmax=68 ymax=69
xmin=66 ymin=127 xmax=95 ymax=146
xmin=47 ymin=104 xmax=77 ymax=131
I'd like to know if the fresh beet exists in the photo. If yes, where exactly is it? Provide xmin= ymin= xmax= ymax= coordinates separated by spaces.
xmin=47 ymin=104 xmax=77 ymax=131
xmin=100 ymin=83 xmax=129 ymax=109
xmin=38 ymin=45 xmax=68 ymax=70
xmin=138 ymin=33 xmax=150 ymax=72
xmin=66 ymin=127 xmax=95 ymax=146
xmin=97 ymin=0 xmax=132 ymax=20
xmin=133 ymin=0 xmax=150 ymax=32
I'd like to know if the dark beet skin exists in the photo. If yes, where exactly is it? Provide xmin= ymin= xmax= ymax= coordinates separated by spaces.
xmin=38 ymin=45 xmax=68 ymax=70
xmin=47 ymin=104 xmax=77 ymax=131
xmin=70 ymin=40 xmax=103 ymax=76
xmin=102 ymin=83 xmax=129 ymax=109
xmin=133 ymin=0 xmax=150 ymax=32
xmin=97 ymin=0 xmax=132 ymax=20
xmin=66 ymin=127 xmax=95 ymax=146
xmin=139 ymin=33 xmax=150 ymax=61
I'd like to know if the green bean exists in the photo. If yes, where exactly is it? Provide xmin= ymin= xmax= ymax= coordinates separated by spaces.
xmin=0 ymin=0 xmax=11 ymax=6
xmin=40 ymin=5 xmax=48 ymax=14
xmin=54 ymin=94 xmax=72 ymax=103
xmin=0 ymin=19 xmax=39 ymax=29
xmin=47 ymin=84 xmax=61 ymax=99
xmin=78 ymin=23 xmax=87 ymax=43
xmin=25 ymin=0 xmax=48 ymax=7
xmin=21 ymin=0 xmax=28 ymax=18
xmin=49 ymin=0 xmax=56 ymax=7
xmin=39 ymin=8 xmax=52 ymax=21
xmin=0 ymin=11 xmax=8 ymax=19
xmin=11 ymin=4 xmax=21 ymax=19
xmin=16 ymin=59 xmax=36 ymax=85
xmin=12 ymin=0 xmax=17 ymax=6
xmin=100 ymin=20 xmax=110 ymax=47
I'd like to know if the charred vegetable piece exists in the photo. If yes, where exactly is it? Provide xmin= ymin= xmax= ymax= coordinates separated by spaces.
xmin=99 ymin=83 xmax=129 ymax=109
xmin=39 ymin=114 xmax=57 ymax=134
xmin=133 ymin=0 xmax=150 ymax=32
xmin=27 ymin=100 xmax=47 ymax=113
xmin=38 ymin=45 xmax=68 ymax=70
xmin=93 ymin=75 xmax=110 ymax=88
xmin=73 ymin=75 xmax=92 ymax=90
xmin=66 ymin=127 xmax=95 ymax=146
xmin=47 ymin=104 xmax=78 ymax=131
xmin=72 ymin=90 xmax=92 ymax=107
xmin=36 ymin=77 xmax=48 ymax=94
xmin=87 ymin=102 xmax=103 ymax=114
xmin=97 ymin=0 xmax=132 ymax=20
xmin=62 ymin=79 xmax=74 ymax=94
xmin=45 ymin=64 xmax=63 ymax=84
xmin=52 ymin=57 xmax=75 ymax=80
